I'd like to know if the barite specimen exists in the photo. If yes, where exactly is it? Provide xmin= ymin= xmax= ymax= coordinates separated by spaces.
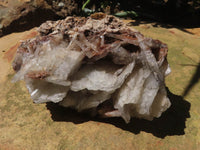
xmin=12 ymin=13 xmax=171 ymax=123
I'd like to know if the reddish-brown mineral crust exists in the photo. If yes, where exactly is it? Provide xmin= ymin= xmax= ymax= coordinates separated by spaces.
xmin=4 ymin=30 xmax=38 ymax=63
xmin=27 ymin=71 xmax=50 ymax=79
xmin=12 ymin=14 xmax=167 ymax=66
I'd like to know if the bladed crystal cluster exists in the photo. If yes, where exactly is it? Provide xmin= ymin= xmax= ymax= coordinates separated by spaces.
xmin=12 ymin=13 xmax=171 ymax=123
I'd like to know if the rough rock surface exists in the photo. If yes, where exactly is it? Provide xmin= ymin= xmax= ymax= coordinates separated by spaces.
xmin=12 ymin=13 xmax=171 ymax=123
xmin=0 ymin=0 xmax=81 ymax=36
xmin=2 ymin=21 xmax=199 ymax=149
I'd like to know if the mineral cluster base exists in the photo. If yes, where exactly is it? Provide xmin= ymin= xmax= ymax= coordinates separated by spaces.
xmin=12 ymin=13 xmax=171 ymax=123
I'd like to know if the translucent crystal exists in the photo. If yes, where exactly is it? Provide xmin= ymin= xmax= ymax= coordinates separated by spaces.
xmin=12 ymin=13 xmax=171 ymax=123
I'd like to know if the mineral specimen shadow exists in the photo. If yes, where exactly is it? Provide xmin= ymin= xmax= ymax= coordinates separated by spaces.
xmin=182 ymin=62 xmax=200 ymax=97
xmin=46 ymin=87 xmax=190 ymax=138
